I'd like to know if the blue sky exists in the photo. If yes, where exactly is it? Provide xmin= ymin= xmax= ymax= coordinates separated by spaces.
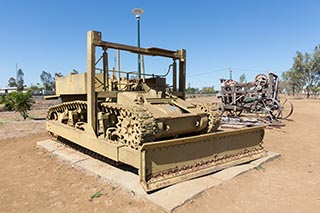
xmin=1 ymin=0 xmax=320 ymax=89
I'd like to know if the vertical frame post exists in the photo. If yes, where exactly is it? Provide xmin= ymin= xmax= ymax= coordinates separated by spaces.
xmin=172 ymin=60 xmax=177 ymax=92
xmin=178 ymin=49 xmax=186 ymax=100
xmin=103 ymin=48 xmax=109 ymax=91
xmin=87 ymin=31 xmax=101 ymax=134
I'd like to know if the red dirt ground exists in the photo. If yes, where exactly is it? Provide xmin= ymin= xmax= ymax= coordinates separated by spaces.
xmin=0 ymin=96 xmax=319 ymax=212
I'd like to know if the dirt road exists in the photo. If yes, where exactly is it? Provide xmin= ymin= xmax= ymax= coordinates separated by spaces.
xmin=0 ymin=97 xmax=319 ymax=212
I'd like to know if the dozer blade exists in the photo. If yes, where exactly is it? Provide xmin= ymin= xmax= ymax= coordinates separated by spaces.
xmin=140 ymin=126 xmax=266 ymax=192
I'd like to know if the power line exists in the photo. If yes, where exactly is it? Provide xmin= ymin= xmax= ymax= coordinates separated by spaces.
xmin=187 ymin=67 xmax=288 ymax=78
xmin=186 ymin=68 xmax=229 ymax=77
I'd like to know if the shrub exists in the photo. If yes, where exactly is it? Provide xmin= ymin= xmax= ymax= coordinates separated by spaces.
xmin=0 ymin=94 xmax=15 ymax=111
xmin=0 ymin=92 xmax=34 ymax=120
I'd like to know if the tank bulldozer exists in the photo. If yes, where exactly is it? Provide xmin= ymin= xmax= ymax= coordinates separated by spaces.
xmin=46 ymin=31 xmax=266 ymax=192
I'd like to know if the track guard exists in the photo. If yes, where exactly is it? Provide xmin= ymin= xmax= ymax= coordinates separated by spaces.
xmin=140 ymin=126 xmax=266 ymax=192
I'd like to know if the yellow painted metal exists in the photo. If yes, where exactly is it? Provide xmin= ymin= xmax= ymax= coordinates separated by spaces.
xmin=56 ymin=73 xmax=87 ymax=95
xmin=46 ymin=120 xmax=121 ymax=162
xmin=47 ymin=118 xmax=265 ymax=192
xmin=46 ymin=30 xmax=267 ymax=192
xmin=140 ymin=126 xmax=265 ymax=191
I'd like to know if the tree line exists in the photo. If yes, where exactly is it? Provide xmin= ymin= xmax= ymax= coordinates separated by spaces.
xmin=7 ymin=70 xmax=56 ymax=92
xmin=5 ymin=45 xmax=320 ymax=98
xmin=281 ymin=45 xmax=320 ymax=97
xmin=7 ymin=69 xmax=25 ymax=91
xmin=186 ymin=86 xmax=215 ymax=94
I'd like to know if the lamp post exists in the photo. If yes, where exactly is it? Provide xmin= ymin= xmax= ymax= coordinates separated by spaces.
xmin=132 ymin=8 xmax=144 ymax=78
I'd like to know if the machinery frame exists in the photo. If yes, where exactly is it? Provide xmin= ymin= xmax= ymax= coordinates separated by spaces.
xmin=46 ymin=31 xmax=266 ymax=192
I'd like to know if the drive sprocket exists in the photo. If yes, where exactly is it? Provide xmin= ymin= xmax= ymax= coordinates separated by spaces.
xmin=101 ymin=103 xmax=156 ymax=149
xmin=195 ymin=103 xmax=221 ymax=133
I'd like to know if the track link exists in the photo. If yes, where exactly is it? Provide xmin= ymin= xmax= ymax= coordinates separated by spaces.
xmin=46 ymin=101 xmax=87 ymax=122
xmin=194 ymin=103 xmax=221 ymax=133
xmin=101 ymin=103 xmax=157 ymax=149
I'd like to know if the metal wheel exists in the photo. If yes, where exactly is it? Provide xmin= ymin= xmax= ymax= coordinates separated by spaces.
xmin=195 ymin=103 xmax=221 ymax=133
xmin=115 ymin=109 xmax=142 ymax=149
xmin=278 ymin=98 xmax=294 ymax=119
xmin=255 ymin=74 xmax=268 ymax=87
xmin=100 ymin=104 xmax=156 ymax=149
xmin=254 ymin=98 xmax=281 ymax=120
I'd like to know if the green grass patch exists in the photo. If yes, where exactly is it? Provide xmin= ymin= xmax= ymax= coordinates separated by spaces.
xmin=89 ymin=189 xmax=105 ymax=201
xmin=255 ymin=165 xmax=266 ymax=172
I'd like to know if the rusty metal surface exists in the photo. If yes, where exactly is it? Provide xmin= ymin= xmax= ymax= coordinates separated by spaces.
xmin=218 ymin=72 xmax=294 ymax=121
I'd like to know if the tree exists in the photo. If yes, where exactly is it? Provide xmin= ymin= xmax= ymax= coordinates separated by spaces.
xmin=40 ymin=71 xmax=55 ymax=90
xmin=201 ymin=86 xmax=215 ymax=94
xmin=0 ymin=93 xmax=15 ymax=111
xmin=281 ymin=70 xmax=304 ymax=95
xmin=277 ymin=80 xmax=287 ymax=94
xmin=289 ymin=47 xmax=320 ymax=98
xmin=0 ymin=91 xmax=33 ymax=119
xmin=16 ymin=69 xmax=24 ymax=91
xmin=12 ymin=91 xmax=33 ymax=119
xmin=239 ymin=74 xmax=247 ymax=83
xmin=28 ymin=85 xmax=39 ymax=95
xmin=186 ymin=87 xmax=199 ymax=94
xmin=8 ymin=77 xmax=17 ymax=87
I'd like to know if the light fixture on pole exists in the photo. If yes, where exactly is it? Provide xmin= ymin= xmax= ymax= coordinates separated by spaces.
xmin=132 ymin=8 xmax=144 ymax=78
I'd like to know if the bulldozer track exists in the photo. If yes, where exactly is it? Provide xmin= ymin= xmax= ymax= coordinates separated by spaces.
xmin=194 ymin=103 xmax=221 ymax=133
xmin=47 ymin=101 xmax=157 ymax=150
xmin=49 ymin=133 xmax=122 ymax=167
xmin=46 ymin=101 xmax=87 ymax=121
xmin=101 ymin=103 xmax=157 ymax=149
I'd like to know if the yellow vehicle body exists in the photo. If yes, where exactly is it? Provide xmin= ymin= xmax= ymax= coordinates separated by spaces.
xmin=46 ymin=31 xmax=266 ymax=192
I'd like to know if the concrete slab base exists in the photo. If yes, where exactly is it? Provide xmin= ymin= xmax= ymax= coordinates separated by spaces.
xmin=37 ymin=139 xmax=280 ymax=212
